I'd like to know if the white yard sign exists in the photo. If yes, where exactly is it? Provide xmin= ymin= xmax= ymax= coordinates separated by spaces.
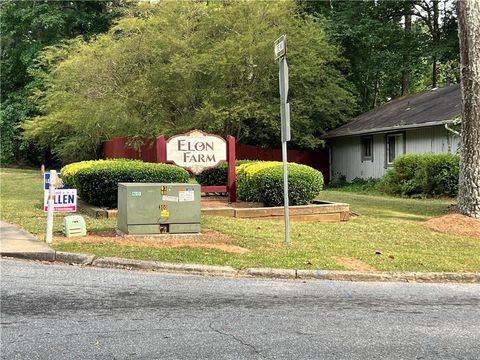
xmin=43 ymin=189 xmax=77 ymax=212
xmin=43 ymin=172 xmax=77 ymax=212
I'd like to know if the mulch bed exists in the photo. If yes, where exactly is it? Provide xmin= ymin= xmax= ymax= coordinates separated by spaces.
xmin=424 ymin=213 xmax=480 ymax=239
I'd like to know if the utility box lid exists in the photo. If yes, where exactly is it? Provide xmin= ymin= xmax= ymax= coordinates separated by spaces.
xmin=62 ymin=215 xmax=86 ymax=237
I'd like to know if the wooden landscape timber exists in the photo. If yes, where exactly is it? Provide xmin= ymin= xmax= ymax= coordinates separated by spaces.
xmin=78 ymin=199 xmax=350 ymax=223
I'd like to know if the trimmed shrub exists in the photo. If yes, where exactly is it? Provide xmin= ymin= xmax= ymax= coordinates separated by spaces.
xmin=236 ymin=161 xmax=324 ymax=206
xmin=236 ymin=161 xmax=282 ymax=202
xmin=379 ymin=153 xmax=459 ymax=197
xmin=253 ymin=164 xmax=324 ymax=206
xmin=61 ymin=159 xmax=142 ymax=189
xmin=76 ymin=161 xmax=189 ymax=207
xmin=195 ymin=160 xmax=254 ymax=186
xmin=195 ymin=163 xmax=228 ymax=187
xmin=416 ymin=154 xmax=459 ymax=196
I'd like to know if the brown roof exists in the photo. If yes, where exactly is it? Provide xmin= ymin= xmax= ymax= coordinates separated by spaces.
xmin=324 ymin=85 xmax=461 ymax=138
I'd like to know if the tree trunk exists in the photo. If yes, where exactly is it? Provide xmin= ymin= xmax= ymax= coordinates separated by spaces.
xmin=457 ymin=0 xmax=480 ymax=218
xmin=402 ymin=7 xmax=412 ymax=96
xmin=432 ymin=0 xmax=440 ymax=88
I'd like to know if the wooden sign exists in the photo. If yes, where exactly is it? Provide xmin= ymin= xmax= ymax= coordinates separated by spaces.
xmin=166 ymin=129 xmax=227 ymax=175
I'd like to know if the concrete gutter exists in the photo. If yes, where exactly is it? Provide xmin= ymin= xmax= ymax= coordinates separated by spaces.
xmin=2 ymin=251 xmax=479 ymax=284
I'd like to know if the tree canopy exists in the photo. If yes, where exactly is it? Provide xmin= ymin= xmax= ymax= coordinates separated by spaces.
xmin=23 ymin=0 xmax=356 ymax=163
xmin=0 ymin=0 xmax=128 ymax=164
xmin=326 ymin=0 xmax=459 ymax=112
xmin=6 ymin=0 xmax=461 ymax=165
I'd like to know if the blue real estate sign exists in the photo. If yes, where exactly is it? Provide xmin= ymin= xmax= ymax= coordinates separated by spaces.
xmin=43 ymin=172 xmax=77 ymax=212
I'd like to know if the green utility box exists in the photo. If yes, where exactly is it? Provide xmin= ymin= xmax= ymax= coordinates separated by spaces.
xmin=117 ymin=183 xmax=201 ymax=235
xmin=62 ymin=215 xmax=87 ymax=237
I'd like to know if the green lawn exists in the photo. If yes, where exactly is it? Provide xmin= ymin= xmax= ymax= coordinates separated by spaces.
xmin=1 ymin=167 xmax=479 ymax=272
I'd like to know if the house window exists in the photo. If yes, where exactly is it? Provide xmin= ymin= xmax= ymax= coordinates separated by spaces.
xmin=361 ymin=136 xmax=373 ymax=162
xmin=386 ymin=133 xmax=405 ymax=165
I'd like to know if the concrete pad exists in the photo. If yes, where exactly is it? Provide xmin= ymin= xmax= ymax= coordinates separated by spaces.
xmin=0 ymin=221 xmax=55 ymax=261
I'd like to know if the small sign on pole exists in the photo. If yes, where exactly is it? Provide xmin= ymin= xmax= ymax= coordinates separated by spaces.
xmin=275 ymin=34 xmax=291 ymax=245
xmin=274 ymin=35 xmax=287 ymax=60
xmin=43 ymin=170 xmax=77 ymax=244
xmin=43 ymin=172 xmax=77 ymax=212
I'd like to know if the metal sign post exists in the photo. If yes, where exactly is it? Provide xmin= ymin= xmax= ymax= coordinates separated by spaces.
xmin=274 ymin=35 xmax=291 ymax=245
xmin=45 ymin=170 xmax=57 ymax=244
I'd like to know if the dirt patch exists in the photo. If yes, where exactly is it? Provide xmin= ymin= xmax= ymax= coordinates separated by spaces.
xmin=424 ymin=213 xmax=480 ymax=239
xmin=332 ymin=257 xmax=377 ymax=272
xmin=53 ymin=229 xmax=249 ymax=254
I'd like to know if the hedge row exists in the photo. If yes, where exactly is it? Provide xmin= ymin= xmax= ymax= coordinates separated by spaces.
xmin=61 ymin=159 xmax=143 ymax=189
xmin=379 ymin=153 xmax=459 ymax=197
xmin=61 ymin=160 xmax=189 ymax=207
xmin=61 ymin=159 xmax=323 ymax=208
xmin=236 ymin=161 xmax=324 ymax=206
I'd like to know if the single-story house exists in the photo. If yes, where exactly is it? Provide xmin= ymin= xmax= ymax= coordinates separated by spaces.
xmin=324 ymin=84 xmax=461 ymax=182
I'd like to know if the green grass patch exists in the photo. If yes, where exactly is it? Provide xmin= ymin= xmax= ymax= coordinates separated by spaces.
xmin=1 ymin=167 xmax=479 ymax=272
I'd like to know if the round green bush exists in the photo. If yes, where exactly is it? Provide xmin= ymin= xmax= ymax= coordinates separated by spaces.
xmin=378 ymin=154 xmax=423 ymax=196
xmin=76 ymin=161 xmax=189 ymax=207
xmin=379 ymin=153 xmax=459 ymax=197
xmin=251 ymin=164 xmax=324 ymax=206
xmin=415 ymin=153 xmax=459 ymax=196
xmin=195 ymin=160 xmax=254 ymax=186
xmin=195 ymin=163 xmax=228 ymax=186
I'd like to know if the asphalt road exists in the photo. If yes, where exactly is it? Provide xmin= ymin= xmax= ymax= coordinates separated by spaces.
xmin=1 ymin=259 xmax=479 ymax=360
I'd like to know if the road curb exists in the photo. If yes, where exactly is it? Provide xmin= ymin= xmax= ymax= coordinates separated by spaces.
xmin=91 ymin=256 xmax=238 ymax=277
xmin=0 ymin=251 xmax=56 ymax=262
xmin=2 ymin=251 xmax=480 ymax=284
xmin=240 ymin=268 xmax=297 ymax=279
xmin=55 ymin=251 xmax=96 ymax=265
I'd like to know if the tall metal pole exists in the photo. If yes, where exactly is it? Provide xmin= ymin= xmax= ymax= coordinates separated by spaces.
xmin=281 ymin=130 xmax=290 ymax=245
xmin=275 ymin=35 xmax=290 ymax=245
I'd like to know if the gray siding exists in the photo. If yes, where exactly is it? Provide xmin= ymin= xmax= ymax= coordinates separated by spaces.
xmin=330 ymin=125 xmax=460 ymax=182
xmin=406 ymin=126 xmax=460 ymax=155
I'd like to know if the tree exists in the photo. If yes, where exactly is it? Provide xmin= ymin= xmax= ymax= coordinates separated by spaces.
xmin=0 ymin=0 xmax=128 ymax=164
xmin=325 ymin=1 xmax=460 ymax=113
xmin=457 ymin=0 xmax=480 ymax=218
xmin=23 ymin=0 xmax=356 ymax=163
xmin=329 ymin=1 xmax=427 ymax=112
xmin=411 ymin=0 xmax=460 ymax=88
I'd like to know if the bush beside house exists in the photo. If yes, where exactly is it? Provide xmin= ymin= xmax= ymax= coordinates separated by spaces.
xmin=379 ymin=153 xmax=459 ymax=197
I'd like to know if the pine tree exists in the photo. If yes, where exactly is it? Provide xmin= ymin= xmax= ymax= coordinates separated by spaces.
xmin=457 ymin=0 xmax=480 ymax=217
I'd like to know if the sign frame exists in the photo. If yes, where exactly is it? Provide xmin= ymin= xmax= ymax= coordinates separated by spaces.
xmin=165 ymin=129 xmax=227 ymax=175
xmin=156 ymin=130 xmax=237 ymax=202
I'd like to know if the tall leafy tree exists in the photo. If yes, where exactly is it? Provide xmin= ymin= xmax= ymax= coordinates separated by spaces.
xmin=325 ymin=0 xmax=459 ymax=113
xmin=23 ymin=0 xmax=356 ymax=163
xmin=0 ymin=0 xmax=127 ymax=164
xmin=411 ymin=0 xmax=460 ymax=88
xmin=328 ymin=0 xmax=425 ymax=112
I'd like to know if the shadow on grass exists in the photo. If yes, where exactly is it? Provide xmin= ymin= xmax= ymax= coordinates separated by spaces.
xmin=322 ymin=191 xmax=455 ymax=220
xmin=34 ymin=201 xmax=44 ymax=210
